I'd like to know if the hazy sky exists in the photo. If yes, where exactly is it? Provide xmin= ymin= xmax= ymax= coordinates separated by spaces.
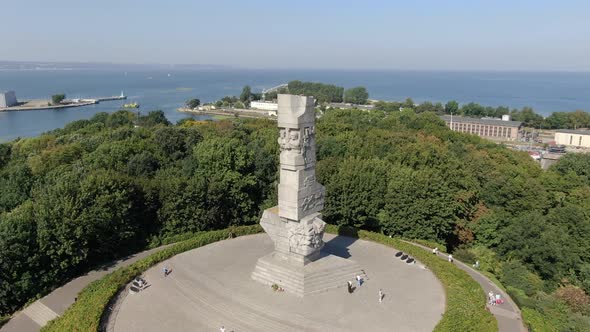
xmin=3 ymin=0 xmax=590 ymax=70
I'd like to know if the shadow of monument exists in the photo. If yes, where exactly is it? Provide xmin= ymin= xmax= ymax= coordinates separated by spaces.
xmin=322 ymin=233 xmax=358 ymax=259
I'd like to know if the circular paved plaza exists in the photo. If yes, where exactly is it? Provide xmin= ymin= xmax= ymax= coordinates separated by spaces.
xmin=113 ymin=234 xmax=445 ymax=332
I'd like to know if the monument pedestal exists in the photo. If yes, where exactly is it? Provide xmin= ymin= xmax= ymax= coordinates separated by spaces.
xmin=252 ymin=252 xmax=364 ymax=297
xmin=251 ymin=94 xmax=365 ymax=297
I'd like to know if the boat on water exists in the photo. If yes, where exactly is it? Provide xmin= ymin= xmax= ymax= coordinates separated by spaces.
xmin=123 ymin=102 xmax=139 ymax=109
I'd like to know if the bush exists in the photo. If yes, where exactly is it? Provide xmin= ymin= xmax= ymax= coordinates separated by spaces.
xmin=501 ymin=261 xmax=544 ymax=296
xmin=41 ymin=225 xmax=262 ymax=332
xmin=554 ymin=285 xmax=590 ymax=313
xmin=522 ymin=307 xmax=557 ymax=332
xmin=452 ymin=247 xmax=477 ymax=265
xmin=325 ymin=225 xmax=497 ymax=332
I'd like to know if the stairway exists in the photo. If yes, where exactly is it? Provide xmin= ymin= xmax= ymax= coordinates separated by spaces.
xmin=252 ymin=253 xmax=366 ymax=296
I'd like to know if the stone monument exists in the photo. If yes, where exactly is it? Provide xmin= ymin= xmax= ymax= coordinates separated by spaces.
xmin=252 ymin=94 xmax=363 ymax=296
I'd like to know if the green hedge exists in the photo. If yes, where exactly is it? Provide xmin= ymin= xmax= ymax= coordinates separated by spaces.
xmin=41 ymin=225 xmax=262 ymax=332
xmin=43 ymin=224 xmax=496 ymax=332
xmin=325 ymin=225 xmax=497 ymax=332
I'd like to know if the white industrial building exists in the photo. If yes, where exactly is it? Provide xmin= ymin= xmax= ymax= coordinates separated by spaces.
xmin=250 ymin=101 xmax=278 ymax=111
xmin=555 ymin=129 xmax=590 ymax=148
xmin=0 ymin=91 xmax=17 ymax=108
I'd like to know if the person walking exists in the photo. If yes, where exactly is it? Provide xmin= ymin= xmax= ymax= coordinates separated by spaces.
xmin=448 ymin=254 xmax=453 ymax=262
xmin=488 ymin=291 xmax=494 ymax=305
xmin=163 ymin=265 xmax=169 ymax=277
xmin=347 ymin=280 xmax=353 ymax=294
xmin=379 ymin=289 xmax=384 ymax=303
xmin=220 ymin=326 xmax=226 ymax=332
xmin=356 ymin=275 xmax=362 ymax=287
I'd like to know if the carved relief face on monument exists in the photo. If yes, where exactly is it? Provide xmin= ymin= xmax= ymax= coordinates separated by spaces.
xmin=289 ymin=129 xmax=300 ymax=150
xmin=278 ymin=128 xmax=302 ymax=153
xmin=286 ymin=217 xmax=326 ymax=256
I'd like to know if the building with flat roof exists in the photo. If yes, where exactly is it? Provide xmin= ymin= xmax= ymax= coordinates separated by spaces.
xmin=555 ymin=129 xmax=590 ymax=148
xmin=441 ymin=115 xmax=523 ymax=141
xmin=250 ymin=101 xmax=278 ymax=111
xmin=0 ymin=91 xmax=17 ymax=108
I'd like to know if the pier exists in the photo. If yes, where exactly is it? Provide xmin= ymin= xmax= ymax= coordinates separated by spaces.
xmin=0 ymin=93 xmax=127 ymax=112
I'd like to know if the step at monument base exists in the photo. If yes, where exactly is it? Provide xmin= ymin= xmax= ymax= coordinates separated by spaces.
xmin=251 ymin=252 xmax=365 ymax=297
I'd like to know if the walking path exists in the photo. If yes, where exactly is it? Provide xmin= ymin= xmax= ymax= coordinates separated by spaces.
xmin=406 ymin=241 xmax=527 ymax=332
xmin=1 ymin=245 xmax=171 ymax=332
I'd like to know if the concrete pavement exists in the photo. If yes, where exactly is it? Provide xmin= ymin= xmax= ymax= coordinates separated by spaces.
xmin=112 ymin=234 xmax=446 ymax=332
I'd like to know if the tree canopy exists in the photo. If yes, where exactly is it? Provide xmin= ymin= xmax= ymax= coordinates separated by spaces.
xmin=343 ymin=87 xmax=369 ymax=104
xmin=51 ymin=94 xmax=65 ymax=105
xmin=185 ymin=98 xmax=200 ymax=109
xmin=1 ymin=106 xmax=589 ymax=329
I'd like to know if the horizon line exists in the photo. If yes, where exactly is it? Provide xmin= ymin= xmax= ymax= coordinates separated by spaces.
xmin=1 ymin=60 xmax=589 ymax=73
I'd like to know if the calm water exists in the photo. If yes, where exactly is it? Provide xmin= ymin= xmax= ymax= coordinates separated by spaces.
xmin=1 ymin=69 xmax=589 ymax=142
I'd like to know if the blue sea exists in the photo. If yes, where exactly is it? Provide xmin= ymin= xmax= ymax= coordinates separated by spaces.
xmin=1 ymin=69 xmax=590 ymax=142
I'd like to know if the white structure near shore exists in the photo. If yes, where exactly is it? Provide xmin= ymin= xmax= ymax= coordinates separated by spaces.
xmin=0 ymin=91 xmax=17 ymax=107
xmin=250 ymin=101 xmax=278 ymax=111
xmin=555 ymin=129 xmax=590 ymax=148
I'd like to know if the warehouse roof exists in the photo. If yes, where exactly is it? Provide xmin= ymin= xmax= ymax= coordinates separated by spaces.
xmin=440 ymin=115 xmax=523 ymax=127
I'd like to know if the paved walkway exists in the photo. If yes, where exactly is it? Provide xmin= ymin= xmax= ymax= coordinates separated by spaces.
xmin=1 ymin=245 xmax=171 ymax=332
xmin=113 ymin=234 xmax=445 ymax=332
xmin=406 ymin=241 xmax=527 ymax=332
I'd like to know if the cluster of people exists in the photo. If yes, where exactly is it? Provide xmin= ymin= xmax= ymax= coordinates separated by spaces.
xmin=488 ymin=291 xmax=504 ymax=305
xmin=346 ymin=274 xmax=384 ymax=303
xmin=347 ymin=275 xmax=363 ymax=293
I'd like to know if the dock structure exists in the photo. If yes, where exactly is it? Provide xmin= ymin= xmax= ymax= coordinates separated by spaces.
xmin=96 ymin=92 xmax=127 ymax=102
xmin=0 ymin=93 xmax=127 ymax=112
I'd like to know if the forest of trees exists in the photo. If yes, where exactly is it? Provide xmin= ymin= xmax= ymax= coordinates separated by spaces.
xmin=262 ymin=81 xmax=369 ymax=105
xmin=0 ymin=108 xmax=589 ymax=329
xmin=373 ymin=98 xmax=590 ymax=130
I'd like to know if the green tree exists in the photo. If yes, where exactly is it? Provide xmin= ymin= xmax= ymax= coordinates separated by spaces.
xmin=343 ymin=87 xmax=369 ymax=104
xmin=240 ymin=85 xmax=251 ymax=103
xmin=0 ymin=143 xmax=10 ymax=169
xmin=379 ymin=167 xmax=456 ymax=242
xmin=51 ymin=94 xmax=66 ymax=105
xmin=138 ymin=110 xmax=171 ymax=127
xmin=445 ymin=100 xmax=459 ymax=115
xmin=323 ymin=158 xmax=388 ymax=230
xmin=550 ymin=153 xmax=590 ymax=185
xmin=185 ymin=98 xmax=201 ymax=109
xmin=127 ymin=151 xmax=160 ymax=177
xmin=0 ymin=202 xmax=40 ymax=315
